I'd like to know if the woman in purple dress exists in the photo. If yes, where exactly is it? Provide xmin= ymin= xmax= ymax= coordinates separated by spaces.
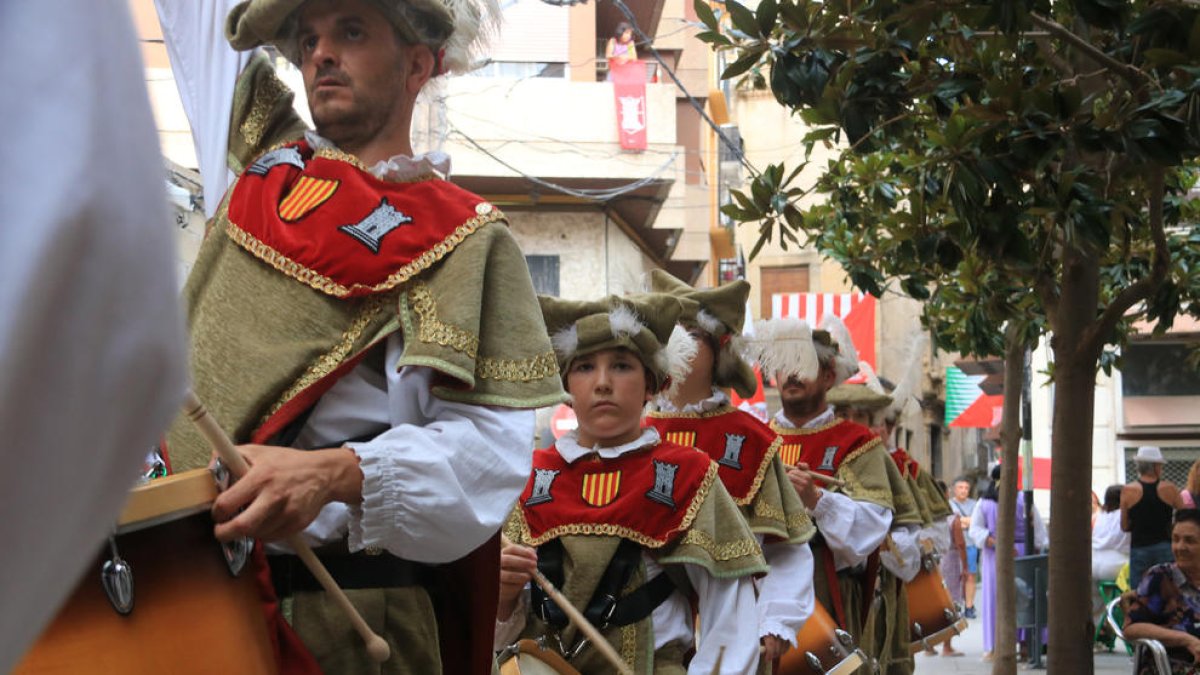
xmin=968 ymin=466 xmax=1048 ymax=660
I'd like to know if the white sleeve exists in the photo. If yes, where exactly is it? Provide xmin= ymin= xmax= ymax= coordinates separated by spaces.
xmin=154 ymin=0 xmax=251 ymax=215
xmin=921 ymin=515 xmax=954 ymax=554
xmin=494 ymin=587 xmax=530 ymax=650
xmin=688 ymin=565 xmax=761 ymax=675
xmin=345 ymin=344 xmax=535 ymax=563
xmin=810 ymin=490 xmax=892 ymax=568
xmin=968 ymin=501 xmax=989 ymax=549
xmin=879 ymin=525 xmax=923 ymax=582
xmin=0 ymin=4 xmax=188 ymax=671
xmin=757 ymin=539 xmax=815 ymax=645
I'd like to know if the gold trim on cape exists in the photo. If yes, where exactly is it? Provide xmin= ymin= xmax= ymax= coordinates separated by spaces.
xmin=677 ymin=528 xmax=762 ymax=562
xmin=239 ymin=72 xmax=290 ymax=151
xmin=409 ymin=282 xmax=480 ymax=357
xmin=476 ymin=352 xmax=560 ymax=383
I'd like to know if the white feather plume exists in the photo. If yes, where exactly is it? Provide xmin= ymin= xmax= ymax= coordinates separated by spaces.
xmin=886 ymin=332 xmax=929 ymax=419
xmin=819 ymin=314 xmax=859 ymax=383
xmin=438 ymin=0 xmax=502 ymax=75
xmin=608 ymin=304 xmax=644 ymax=339
xmin=550 ymin=325 xmax=578 ymax=361
xmin=659 ymin=325 xmax=700 ymax=396
xmin=736 ymin=318 xmax=819 ymax=383
xmin=858 ymin=361 xmax=886 ymax=394
xmin=695 ymin=309 xmax=723 ymax=336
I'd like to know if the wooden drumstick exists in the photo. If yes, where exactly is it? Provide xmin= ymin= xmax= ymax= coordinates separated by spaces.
xmin=792 ymin=467 xmax=847 ymax=488
xmin=502 ymin=536 xmax=633 ymax=675
xmin=183 ymin=391 xmax=391 ymax=664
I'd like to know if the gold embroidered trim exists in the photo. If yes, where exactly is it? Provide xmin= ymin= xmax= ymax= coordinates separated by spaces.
xmin=239 ymin=71 xmax=290 ymax=151
xmin=677 ymin=528 xmax=762 ymax=562
xmin=476 ymin=351 xmax=560 ymax=382
xmin=409 ymin=282 xmax=480 ymax=358
xmin=769 ymin=417 xmax=843 ymax=434
xmin=646 ymin=404 xmax=738 ymax=420
xmin=836 ymin=454 xmax=894 ymax=508
xmin=733 ymin=435 xmax=781 ymax=507
xmin=225 ymin=209 xmax=504 ymax=298
xmin=840 ymin=435 xmax=884 ymax=468
xmin=259 ymin=295 xmax=390 ymax=424
xmin=620 ymin=624 xmax=637 ymax=672
xmin=752 ymin=498 xmax=787 ymax=524
xmin=520 ymin=461 xmax=719 ymax=549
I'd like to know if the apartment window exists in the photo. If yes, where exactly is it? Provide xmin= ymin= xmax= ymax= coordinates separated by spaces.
xmin=526 ymin=255 xmax=560 ymax=296
xmin=759 ymin=265 xmax=810 ymax=316
xmin=1121 ymin=341 xmax=1200 ymax=428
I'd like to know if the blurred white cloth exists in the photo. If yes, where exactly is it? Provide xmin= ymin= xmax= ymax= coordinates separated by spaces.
xmin=1092 ymin=509 xmax=1130 ymax=580
xmin=0 ymin=3 xmax=187 ymax=670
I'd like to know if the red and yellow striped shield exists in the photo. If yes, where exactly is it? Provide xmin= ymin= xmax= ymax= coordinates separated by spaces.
xmin=278 ymin=176 xmax=339 ymax=222
xmin=779 ymin=443 xmax=802 ymax=467
xmin=664 ymin=431 xmax=696 ymax=448
xmin=581 ymin=471 xmax=622 ymax=507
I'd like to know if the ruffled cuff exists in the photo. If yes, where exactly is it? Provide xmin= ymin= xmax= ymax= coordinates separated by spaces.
xmin=494 ymin=588 xmax=529 ymax=651
xmin=345 ymin=440 xmax=401 ymax=554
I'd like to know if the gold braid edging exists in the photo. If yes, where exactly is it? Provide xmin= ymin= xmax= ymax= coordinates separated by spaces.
xmin=677 ymin=528 xmax=762 ymax=562
xmin=646 ymin=404 xmax=739 ymax=420
xmin=225 ymin=209 xmax=503 ymax=298
xmin=733 ymin=435 xmax=782 ymax=507
xmin=520 ymin=460 xmax=719 ymax=550
xmin=837 ymin=462 xmax=894 ymax=507
xmin=239 ymin=70 xmax=290 ymax=151
xmin=476 ymin=351 xmax=560 ymax=382
xmin=409 ymin=282 xmax=480 ymax=358
xmin=769 ymin=417 xmax=844 ymax=435
xmin=620 ymin=624 xmax=637 ymax=672
xmin=259 ymin=294 xmax=390 ymax=424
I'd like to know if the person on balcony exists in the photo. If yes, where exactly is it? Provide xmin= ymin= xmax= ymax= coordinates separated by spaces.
xmin=605 ymin=22 xmax=638 ymax=80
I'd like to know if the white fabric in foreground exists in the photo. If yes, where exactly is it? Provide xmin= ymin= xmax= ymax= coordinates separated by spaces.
xmin=0 ymin=3 xmax=187 ymax=669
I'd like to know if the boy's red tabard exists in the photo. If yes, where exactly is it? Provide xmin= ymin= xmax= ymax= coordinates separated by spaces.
xmin=226 ymin=140 xmax=498 ymax=298
xmin=889 ymin=447 xmax=914 ymax=478
xmin=645 ymin=406 xmax=781 ymax=506
xmin=769 ymin=418 xmax=881 ymax=478
xmin=519 ymin=440 xmax=718 ymax=548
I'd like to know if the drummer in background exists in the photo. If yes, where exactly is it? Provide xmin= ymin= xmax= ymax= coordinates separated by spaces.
xmin=740 ymin=316 xmax=900 ymax=674
xmin=0 ymin=3 xmax=187 ymax=670
xmin=496 ymin=295 xmax=767 ymax=674
xmin=824 ymin=365 xmax=925 ymax=674
xmin=641 ymin=270 xmax=817 ymax=667
xmin=153 ymin=0 xmax=566 ymax=672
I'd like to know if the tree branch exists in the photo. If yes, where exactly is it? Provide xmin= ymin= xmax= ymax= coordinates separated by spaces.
xmin=1088 ymin=167 xmax=1171 ymax=348
xmin=1029 ymin=13 xmax=1147 ymax=87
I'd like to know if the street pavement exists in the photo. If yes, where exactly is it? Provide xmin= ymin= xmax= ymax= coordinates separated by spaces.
xmin=908 ymin=614 xmax=1133 ymax=674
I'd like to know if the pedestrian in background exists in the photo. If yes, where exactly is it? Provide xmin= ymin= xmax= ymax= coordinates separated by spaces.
xmin=949 ymin=476 xmax=978 ymax=619
xmin=938 ymin=479 xmax=967 ymax=657
xmin=1122 ymin=446 xmax=1185 ymax=588
xmin=1180 ymin=458 xmax=1200 ymax=508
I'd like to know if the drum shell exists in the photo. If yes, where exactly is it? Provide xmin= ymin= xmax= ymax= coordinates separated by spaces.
xmin=498 ymin=639 xmax=580 ymax=675
xmin=905 ymin=556 xmax=961 ymax=652
xmin=14 ymin=472 xmax=276 ymax=674
xmin=777 ymin=601 xmax=863 ymax=675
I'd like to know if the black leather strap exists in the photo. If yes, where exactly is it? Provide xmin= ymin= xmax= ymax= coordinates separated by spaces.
xmin=270 ymin=548 xmax=433 ymax=596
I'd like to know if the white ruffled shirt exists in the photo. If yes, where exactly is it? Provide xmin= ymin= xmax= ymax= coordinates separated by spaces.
xmin=495 ymin=429 xmax=762 ymax=674
xmin=154 ymin=0 xmax=533 ymax=563
xmin=773 ymin=407 xmax=893 ymax=571
xmin=653 ymin=389 xmax=815 ymax=645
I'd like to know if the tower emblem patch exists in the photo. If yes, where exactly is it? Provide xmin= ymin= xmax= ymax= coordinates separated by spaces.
xmin=581 ymin=471 xmax=622 ymax=507
xmin=817 ymin=446 xmax=840 ymax=472
xmin=664 ymin=431 xmax=696 ymax=448
xmin=645 ymin=460 xmax=679 ymax=509
xmin=248 ymin=147 xmax=306 ymax=176
xmin=278 ymin=176 xmax=339 ymax=222
xmin=719 ymin=433 xmax=747 ymax=470
xmin=339 ymin=198 xmax=413 ymax=253
xmin=780 ymin=443 xmax=802 ymax=467
xmin=525 ymin=468 xmax=560 ymax=507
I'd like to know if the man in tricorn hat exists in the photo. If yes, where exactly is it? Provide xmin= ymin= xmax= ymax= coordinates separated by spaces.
xmin=154 ymin=0 xmax=565 ymax=671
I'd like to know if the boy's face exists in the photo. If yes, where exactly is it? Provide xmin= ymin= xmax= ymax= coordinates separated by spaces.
xmin=566 ymin=348 xmax=652 ymax=448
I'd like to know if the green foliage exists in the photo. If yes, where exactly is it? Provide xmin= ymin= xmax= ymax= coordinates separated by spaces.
xmin=703 ymin=0 xmax=1200 ymax=360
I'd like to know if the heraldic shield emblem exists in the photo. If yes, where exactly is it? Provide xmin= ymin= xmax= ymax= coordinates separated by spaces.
xmin=278 ymin=176 xmax=339 ymax=222
xmin=581 ymin=471 xmax=622 ymax=507
xmin=780 ymin=443 xmax=802 ymax=467
xmin=664 ymin=431 xmax=697 ymax=448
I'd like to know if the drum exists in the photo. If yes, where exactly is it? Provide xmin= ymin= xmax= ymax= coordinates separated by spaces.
xmin=14 ymin=469 xmax=276 ymax=674
xmin=906 ymin=547 xmax=968 ymax=655
xmin=777 ymin=600 xmax=867 ymax=675
xmin=498 ymin=639 xmax=581 ymax=675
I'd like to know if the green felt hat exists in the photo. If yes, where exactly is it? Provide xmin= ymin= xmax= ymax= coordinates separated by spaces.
xmin=224 ymin=0 xmax=495 ymax=75
xmin=539 ymin=294 xmax=692 ymax=393
xmin=647 ymin=270 xmax=758 ymax=397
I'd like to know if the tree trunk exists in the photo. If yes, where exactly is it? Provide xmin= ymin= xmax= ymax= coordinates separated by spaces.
xmin=1046 ymin=246 xmax=1103 ymax=674
xmin=992 ymin=325 xmax=1024 ymax=675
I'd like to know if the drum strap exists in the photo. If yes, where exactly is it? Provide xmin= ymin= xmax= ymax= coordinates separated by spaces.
xmin=269 ymin=547 xmax=434 ymax=595
xmin=534 ymin=539 xmax=676 ymax=632
xmin=818 ymin=542 xmax=848 ymax=630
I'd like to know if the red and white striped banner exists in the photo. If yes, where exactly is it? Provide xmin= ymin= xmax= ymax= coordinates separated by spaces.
xmin=770 ymin=292 xmax=876 ymax=370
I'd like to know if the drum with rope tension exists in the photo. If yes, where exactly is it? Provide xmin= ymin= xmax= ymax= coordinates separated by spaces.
xmin=906 ymin=542 xmax=968 ymax=654
xmin=776 ymin=599 xmax=867 ymax=675
xmin=13 ymin=469 xmax=276 ymax=674
xmin=498 ymin=639 xmax=582 ymax=675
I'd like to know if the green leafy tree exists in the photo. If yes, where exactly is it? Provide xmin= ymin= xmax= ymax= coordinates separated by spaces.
xmin=698 ymin=0 xmax=1200 ymax=671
